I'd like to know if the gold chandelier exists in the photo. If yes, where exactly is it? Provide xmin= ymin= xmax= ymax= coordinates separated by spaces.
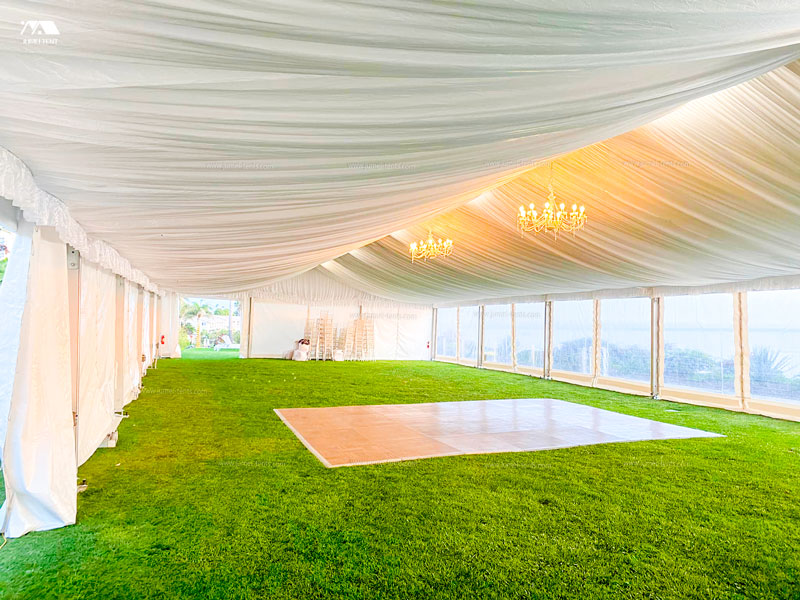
xmin=409 ymin=231 xmax=453 ymax=262
xmin=517 ymin=162 xmax=586 ymax=235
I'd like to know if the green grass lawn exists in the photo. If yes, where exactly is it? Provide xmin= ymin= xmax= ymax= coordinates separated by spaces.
xmin=2 ymin=349 xmax=799 ymax=599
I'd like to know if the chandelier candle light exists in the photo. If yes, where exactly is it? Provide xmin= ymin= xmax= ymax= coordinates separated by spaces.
xmin=517 ymin=162 xmax=586 ymax=236
xmin=409 ymin=231 xmax=453 ymax=262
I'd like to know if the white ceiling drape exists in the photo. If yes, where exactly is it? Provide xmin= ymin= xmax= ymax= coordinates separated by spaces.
xmin=0 ymin=1 xmax=799 ymax=298
xmin=306 ymin=61 xmax=800 ymax=304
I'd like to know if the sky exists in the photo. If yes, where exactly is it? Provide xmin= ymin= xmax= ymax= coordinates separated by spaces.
xmin=0 ymin=228 xmax=15 ymax=258
xmin=183 ymin=297 xmax=239 ymax=312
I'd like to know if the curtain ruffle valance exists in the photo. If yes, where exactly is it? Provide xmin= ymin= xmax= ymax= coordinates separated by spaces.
xmin=0 ymin=149 xmax=159 ymax=293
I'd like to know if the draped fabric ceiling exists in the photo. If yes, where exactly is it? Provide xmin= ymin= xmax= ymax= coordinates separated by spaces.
xmin=1 ymin=1 xmax=799 ymax=303
xmin=319 ymin=61 xmax=800 ymax=304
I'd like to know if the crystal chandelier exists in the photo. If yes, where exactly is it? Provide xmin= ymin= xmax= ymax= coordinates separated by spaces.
xmin=517 ymin=162 xmax=586 ymax=235
xmin=409 ymin=231 xmax=453 ymax=262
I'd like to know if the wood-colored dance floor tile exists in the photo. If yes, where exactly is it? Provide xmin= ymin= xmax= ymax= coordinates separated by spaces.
xmin=275 ymin=398 xmax=722 ymax=467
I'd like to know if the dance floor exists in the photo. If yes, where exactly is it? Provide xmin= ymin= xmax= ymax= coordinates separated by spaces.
xmin=275 ymin=398 xmax=722 ymax=467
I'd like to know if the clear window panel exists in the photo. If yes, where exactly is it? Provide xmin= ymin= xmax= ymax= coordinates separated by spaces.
xmin=0 ymin=227 xmax=15 ymax=289
xmin=515 ymin=302 xmax=545 ymax=368
xmin=459 ymin=306 xmax=479 ymax=362
xmin=600 ymin=298 xmax=651 ymax=382
xmin=552 ymin=300 xmax=593 ymax=374
xmin=435 ymin=307 xmax=457 ymax=357
xmin=483 ymin=304 xmax=512 ymax=365
xmin=747 ymin=289 xmax=800 ymax=404
xmin=663 ymin=294 xmax=735 ymax=395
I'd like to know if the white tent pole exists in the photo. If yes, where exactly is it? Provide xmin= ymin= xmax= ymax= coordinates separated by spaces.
xmin=544 ymin=301 xmax=553 ymax=379
xmin=650 ymin=297 xmax=665 ymax=399
xmin=66 ymin=247 xmax=80 ymax=466
xmin=478 ymin=305 xmax=484 ymax=368
xmin=511 ymin=303 xmax=517 ymax=373
xmin=430 ymin=308 xmax=439 ymax=360
xmin=591 ymin=299 xmax=601 ymax=387
xmin=456 ymin=306 xmax=460 ymax=364
xmin=246 ymin=297 xmax=254 ymax=359
xmin=113 ymin=277 xmax=126 ymax=411
xmin=134 ymin=286 xmax=144 ymax=383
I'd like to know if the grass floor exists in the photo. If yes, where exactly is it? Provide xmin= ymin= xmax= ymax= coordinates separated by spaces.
xmin=1 ymin=349 xmax=799 ymax=599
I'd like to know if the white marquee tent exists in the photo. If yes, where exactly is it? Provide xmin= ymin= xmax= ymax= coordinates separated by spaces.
xmin=1 ymin=1 xmax=799 ymax=537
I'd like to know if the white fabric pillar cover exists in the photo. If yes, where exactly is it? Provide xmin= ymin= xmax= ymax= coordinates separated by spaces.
xmin=239 ymin=297 xmax=252 ymax=359
xmin=0 ymin=220 xmax=33 ymax=458
xmin=734 ymin=292 xmax=751 ymax=409
xmin=650 ymin=298 xmax=660 ymax=398
xmin=113 ymin=276 xmax=126 ymax=412
xmin=150 ymin=292 xmax=158 ymax=361
xmin=76 ymin=260 xmax=117 ymax=466
xmin=544 ymin=301 xmax=554 ymax=378
xmin=591 ymin=299 xmax=601 ymax=386
xmin=0 ymin=227 xmax=77 ymax=537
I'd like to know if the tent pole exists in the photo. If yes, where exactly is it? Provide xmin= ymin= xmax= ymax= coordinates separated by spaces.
xmin=511 ymin=303 xmax=517 ymax=373
xmin=67 ymin=246 xmax=81 ymax=467
xmin=544 ymin=301 xmax=553 ymax=379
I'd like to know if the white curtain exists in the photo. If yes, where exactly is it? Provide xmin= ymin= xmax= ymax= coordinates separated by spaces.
xmin=120 ymin=282 xmax=141 ymax=408
xmin=140 ymin=292 xmax=151 ymax=371
xmin=249 ymin=302 xmax=308 ymax=358
xmin=397 ymin=307 xmax=434 ymax=360
xmin=150 ymin=294 xmax=158 ymax=361
xmin=370 ymin=308 xmax=401 ymax=360
xmin=366 ymin=305 xmax=433 ymax=360
xmin=243 ymin=268 xmax=427 ymax=308
xmin=0 ymin=220 xmax=33 ymax=458
xmin=76 ymin=260 xmax=117 ymax=466
xmin=239 ymin=298 xmax=251 ymax=359
xmin=249 ymin=301 xmax=432 ymax=360
xmin=0 ymin=227 xmax=76 ymax=538
xmin=159 ymin=292 xmax=182 ymax=358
